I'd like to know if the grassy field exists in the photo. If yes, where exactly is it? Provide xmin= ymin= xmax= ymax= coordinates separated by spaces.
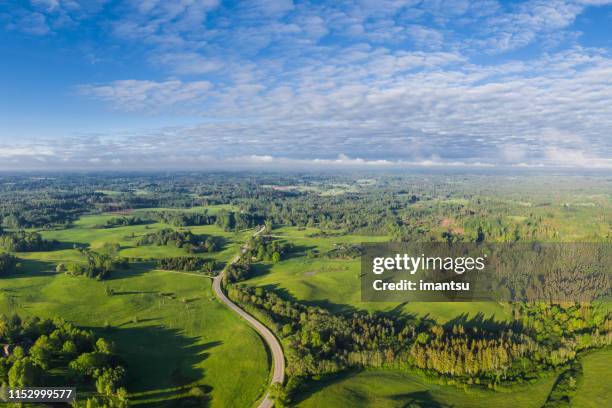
xmin=130 ymin=204 xmax=237 ymax=215
xmin=296 ymin=370 xmax=557 ymax=408
xmin=246 ymin=226 xmax=510 ymax=322
xmin=572 ymin=348 xmax=612 ymax=408
xmin=1 ymin=210 xmax=269 ymax=407
xmin=33 ymin=212 xmax=251 ymax=265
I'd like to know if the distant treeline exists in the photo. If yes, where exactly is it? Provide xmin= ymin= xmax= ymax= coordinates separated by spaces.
xmin=0 ymin=173 xmax=609 ymax=244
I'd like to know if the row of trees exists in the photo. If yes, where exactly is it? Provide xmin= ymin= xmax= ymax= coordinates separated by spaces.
xmin=157 ymin=257 xmax=216 ymax=274
xmin=137 ymin=229 xmax=222 ymax=253
xmin=0 ymin=230 xmax=57 ymax=252
xmin=98 ymin=216 xmax=148 ymax=229
xmin=0 ymin=314 xmax=128 ymax=406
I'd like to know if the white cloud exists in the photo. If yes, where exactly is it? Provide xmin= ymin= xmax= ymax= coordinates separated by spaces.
xmin=77 ymin=79 xmax=213 ymax=111
xmin=152 ymin=52 xmax=224 ymax=74
xmin=0 ymin=145 xmax=55 ymax=157
xmin=1 ymin=0 xmax=107 ymax=35
xmin=543 ymin=147 xmax=612 ymax=168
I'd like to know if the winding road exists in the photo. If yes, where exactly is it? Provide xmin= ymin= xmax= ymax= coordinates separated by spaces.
xmin=212 ymin=226 xmax=285 ymax=408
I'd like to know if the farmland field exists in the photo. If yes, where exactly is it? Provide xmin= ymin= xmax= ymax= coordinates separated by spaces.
xmin=0 ymin=210 xmax=269 ymax=407
xmin=246 ymin=226 xmax=510 ymax=322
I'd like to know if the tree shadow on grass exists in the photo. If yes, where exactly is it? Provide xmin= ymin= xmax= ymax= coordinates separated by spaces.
xmin=105 ymin=261 xmax=157 ymax=281
xmin=255 ymin=281 xmax=359 ymax=315
xmin=285 ymin=243 xmax=318 ymax=259
xmin=89 ymin=325 xmax=221 ymax=406
xmin=393 ymin=391 xmax=453 ymax=408
xmin=116 ymin=317 xmax=162 ymax=327
xmin=289 ymin=370 xmax=361 ymax=405
xmin=53 ymin=241 xmax=89 ymax=251
xmin=248 ymin=263 xmax=273 ymax=279
xmin=444 ymin=312 xmax=515 ymax=332
xmin=112 ymin=290 xmax=158 ymax=295
xmin=12 ymin=258 xmax=58 ymax=277
xmin=245 ymin=263 xmax=358 ymax=312
xmin=292 ymin=371 xmax=452 ymax=408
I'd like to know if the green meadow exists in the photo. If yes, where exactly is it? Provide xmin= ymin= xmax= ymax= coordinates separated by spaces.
xmin=295 ymin=341 xmax=611 ymax=408
xmin=296 ymin=369 xmax=557 ymax=408
xmin=573 ymin=348 xmax=612 ymax=408
xmin=246 ymin=226 xmax=509 ymax=322
xmin=34 ymin=211 xmax=251 ymax=264
xmin=1 ymin=210 xmax=269 ymax=407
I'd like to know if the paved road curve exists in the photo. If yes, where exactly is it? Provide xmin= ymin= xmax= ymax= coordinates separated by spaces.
xmin=212 ymin=227 xmax=285 ymax=408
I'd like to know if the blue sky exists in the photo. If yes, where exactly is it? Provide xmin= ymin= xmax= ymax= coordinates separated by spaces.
xmin=0 ymin=0 xmax=611 ymax=170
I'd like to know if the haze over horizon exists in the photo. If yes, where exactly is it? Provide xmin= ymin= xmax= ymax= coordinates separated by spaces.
xmin=1 ymin=0 xmax=611 ymax=170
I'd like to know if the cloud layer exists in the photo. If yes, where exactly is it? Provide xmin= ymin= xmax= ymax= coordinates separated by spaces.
xmin=1 ymin=0 xmax=611 ymax=169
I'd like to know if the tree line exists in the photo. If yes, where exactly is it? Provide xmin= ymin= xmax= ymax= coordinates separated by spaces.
xmin=157 ymin=257 xmax=216 ymax=274
xmin=0 ymin=230 xmax=57 ymax=252
xmin=144 ymin=210 xmax=215 ymax=227
xmin=97 ymin=216 xmax=148 ymax=229
xmin=137 ymin=229 xmax=222 ymax=253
